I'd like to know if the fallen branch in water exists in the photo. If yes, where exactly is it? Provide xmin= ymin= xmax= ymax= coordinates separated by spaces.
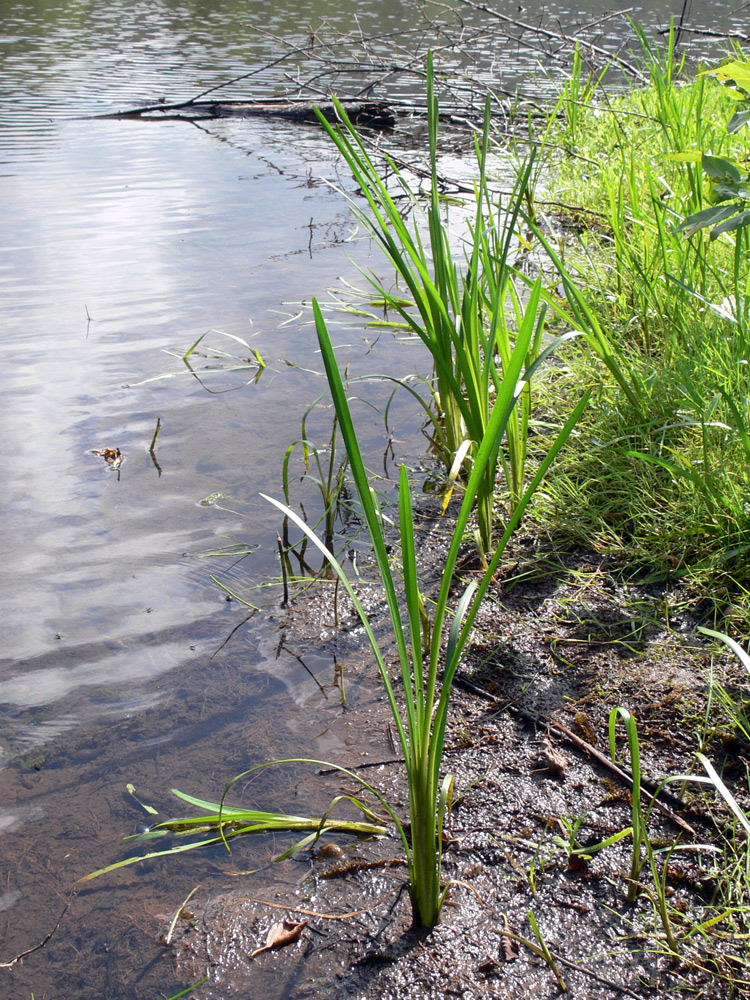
xmin=97 ymin=98 xmax=398 ymax=130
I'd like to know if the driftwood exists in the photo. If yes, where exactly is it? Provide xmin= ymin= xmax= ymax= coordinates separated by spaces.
xmin=92 ymin=5 xmax=649 ymax=135
xmin=100 ymin=99 xmax=396 ymax=130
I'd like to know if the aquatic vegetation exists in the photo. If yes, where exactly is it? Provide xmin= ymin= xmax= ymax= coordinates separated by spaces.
xmin=81 ymin=788 xmax=387 ymax=882
xmin=281 ymin=396 xmax=351 ymax=568
xmin=692 ymin=751 xmax=750 ymax=925
xmin=124 ymin=328 xmax=266 ymax=391
xmin=165 ymin=977 xmax=207 ymax=999
xmin=84 ymin=33 xmax=750 ymax=986
xmin=257 ymin=303 xmax=587 ymax=928
xmin=82 ymin=259 xmax=586 ymax=927
xmin=606 ymin=699 xmax=750 ymax=963
xmin=316 ymin=55 xmax=568 ymax=557
xmin=84 ymin=63 xmax=588 ymax=928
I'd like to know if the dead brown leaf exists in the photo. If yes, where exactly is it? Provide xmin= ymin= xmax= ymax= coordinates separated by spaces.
xmin=250 ymin=918 xmax=308 ymax=959
xmin=92 ymin=447 xmax=123 ymax=470
xmin=540 ymin=736 xmax=567 ymax=779
xmin=500 ymin=927 xmax=519 ymax=962
xmin=574 ymin=711 xmax=597 ymax=745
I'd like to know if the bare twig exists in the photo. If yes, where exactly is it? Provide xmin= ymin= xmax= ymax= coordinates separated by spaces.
xmin=454 ymin=0 xmax=646 ymax=82
xmin=0 ymin=901 xmax=70 ymax=968
xmin=317 ymin=756 xmax=405 ymax=775
xmin=495 ymin=925 xmax=644 ymax=998
xmin=468 ymin=691 xmax=698 ymax=836
xmin=277 ymin=531 xmax=289 ymax=606
xmin=548 ymin=718 xmax=698 ymax=835
xmin=242 ymin=886 xmax=403 ymax=920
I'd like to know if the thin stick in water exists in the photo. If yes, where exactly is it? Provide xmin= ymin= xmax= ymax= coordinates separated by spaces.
xmin=277 ymin=532 xmax=289 ymax=606
xmin=149 ymin=416 xmax=162 ymax=453
xmin=149 ymin=417 xmax=163 ymax=475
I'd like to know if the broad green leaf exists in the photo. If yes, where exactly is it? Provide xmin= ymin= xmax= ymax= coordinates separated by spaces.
xmin=710 ymin=209 xmax=750 ymax=238
xmin=666 ymin=151 xmax=702 ymax=163
xmin=710 ymin=181 xmax=750 ymax=203
xmin=729 ymin=107 xmax=750 ymax=132
xmin=702 ymin=154 xmax=743 ymax=183
xmin=704 ymin=59 xmax=750 ymax=90
xmin=675 ymin=204 xmax=740 ymax=237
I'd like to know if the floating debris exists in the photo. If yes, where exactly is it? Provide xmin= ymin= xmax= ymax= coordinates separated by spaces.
xmin=92 ymin=447 xmax=123 ymax=470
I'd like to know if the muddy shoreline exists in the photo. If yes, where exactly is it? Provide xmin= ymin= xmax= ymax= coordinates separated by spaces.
xmin=2 ymin=500 xmax=747 ymax=999
xmin=169 ymin=520 xmax=750 ymax=999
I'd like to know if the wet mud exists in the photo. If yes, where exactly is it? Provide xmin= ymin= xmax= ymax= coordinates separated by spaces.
xmin=1 ymin=513 xmax=748 ymax=999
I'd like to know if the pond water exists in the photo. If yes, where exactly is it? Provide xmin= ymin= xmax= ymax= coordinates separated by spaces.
xmin=0 ymin=1 xmax=743 ymax=996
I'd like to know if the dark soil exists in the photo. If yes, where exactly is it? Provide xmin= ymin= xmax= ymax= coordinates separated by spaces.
xmin=1 ymin=508 xmax=748 ymax=999
xmin=168 ymin=514 xmax=750 ymax=1000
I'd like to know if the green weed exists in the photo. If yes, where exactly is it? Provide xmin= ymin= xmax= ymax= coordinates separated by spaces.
xmin=315 ymin=55 xmax=570 ymax=557
xmin=609 ymin=707 xmax=679 ymax=953
xmin=700 ymin=626 xmax=750 ymax=742
xmin=519 ymin=34 xmax=750 ymax=600
xmin=257 ymin=301 xmax=586 ymax=927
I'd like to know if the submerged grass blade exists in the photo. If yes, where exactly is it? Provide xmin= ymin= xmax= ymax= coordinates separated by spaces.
xmin=81 ymin=782 xmax=388 ymax=882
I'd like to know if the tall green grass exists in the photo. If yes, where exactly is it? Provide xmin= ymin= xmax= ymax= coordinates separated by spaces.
xmin=315 ymin=54 xmax=567 ymax=557
xmin=521 ymin=31 xmax=750 ymax=599
xmin=261 ymin=302 xmax=587 ymax=927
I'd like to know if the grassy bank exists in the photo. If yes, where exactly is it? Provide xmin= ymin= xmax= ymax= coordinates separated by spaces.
xmin=525 ymin=32 xmax=750 ymax=620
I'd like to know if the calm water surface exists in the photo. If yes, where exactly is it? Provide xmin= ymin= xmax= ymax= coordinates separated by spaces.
xmin=0 ymin=1 xmax=742 ymax=996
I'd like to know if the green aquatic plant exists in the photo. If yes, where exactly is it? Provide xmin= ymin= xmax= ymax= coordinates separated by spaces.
xmin=674 ymin=58 xmax=750 ymax=242
xmin=166 ymin=978 xmax=208 ymax=1000
xmin=517 ymin=216 xmax=645 ymax=415
xmin=316 ymin=54 xmax=558 ymax=556
xmin=552 ymin=812 xmax=631 ymax=863
xmin=609 ymin=708 xmax=648 ymax=903
xmin=256 ymin=302 xmax=587 ymax=928
xmin=86 ymin=60 xmax=591 ymax=932
xmin=553 ymin=40 xmax=610 ymax=150
xmin=81 ymin=788 xmax=387 ymax=882
xmin=527 ymin=911 xmax=567 ymax=992
xmin=125 ymin=328 xmax=266 ymax=390
xmin=282 ymin=397 xmax=349 ymax=554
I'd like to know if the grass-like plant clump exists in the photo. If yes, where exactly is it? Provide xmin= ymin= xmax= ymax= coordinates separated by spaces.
xmin=314 ymin=54 xmax=575 ymax=559
xmin=259 ymin=300 xmax=586 ymax=928
xmin=85 ymin=62 xmax=588 ymax=929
